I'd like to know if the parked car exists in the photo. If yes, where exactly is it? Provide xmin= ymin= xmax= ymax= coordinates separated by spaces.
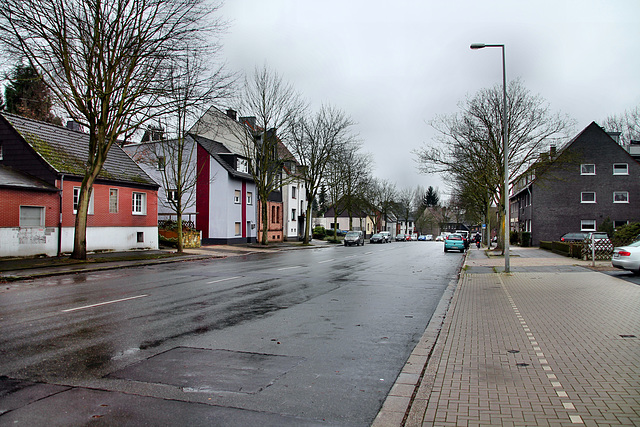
xmin=444 ymin=233 xmax=466 ymax=252
xmin=369 ymin=233 xmax=385 ymax=243
xmin=417 ymin=235 xmax=427 ymax=241
xmin=380 ymin=231 xmax=391 ymax=242
xmin=611 ymin=240 xmax=640 ymax=275
xmin=435 ymin=235 xmax=444 ymax=242
xmin=560 ymin=232 xmax=589 ymax=242
xmin=395 ymin=234 xmax=406 ymax=242
xmin=344 ymin=230 xmax=364 ymax=246
xmin=425 ymin=234 xmax=433 ymax=241
xmin=405 ymin=234 xmax=413 ymax=241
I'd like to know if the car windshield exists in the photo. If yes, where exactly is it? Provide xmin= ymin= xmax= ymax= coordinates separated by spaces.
xmin=447 ymin=235 xmax=462 ymax=240
xmin=628 ymin=241 xmax=640 ymax=247
xmin=372 ymin=234 xmax=381 ymax=238
xmin=346 ymin=232 xmax=359 ymax=237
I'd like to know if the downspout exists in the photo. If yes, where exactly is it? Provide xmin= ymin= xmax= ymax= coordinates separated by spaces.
xmin=58 ymin=174 xmax=64 ymax=257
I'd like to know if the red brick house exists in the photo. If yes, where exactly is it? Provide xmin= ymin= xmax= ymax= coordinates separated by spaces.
xmin=0 ymin=113 xmax=159 ymax=257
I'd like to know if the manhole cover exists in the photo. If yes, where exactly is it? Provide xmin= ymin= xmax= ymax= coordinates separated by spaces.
xmin=108 ymin=347 xmax=304 ymax=394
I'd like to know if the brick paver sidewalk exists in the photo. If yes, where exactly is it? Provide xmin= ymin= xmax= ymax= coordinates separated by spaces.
xmin=374 ymin=247 xmax=640 ymax=426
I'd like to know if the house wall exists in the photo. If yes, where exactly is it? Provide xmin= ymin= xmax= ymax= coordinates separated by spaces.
xmin=519 ymin=124 xmax=640 ymax=245
xmin=282 ymin=180 xmax=306 ymax=241
xmin=257 ymin=200 xmax=284 ymax=242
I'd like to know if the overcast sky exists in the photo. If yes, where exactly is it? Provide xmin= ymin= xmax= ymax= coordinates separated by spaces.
xmin=220 ymin=0 xmax=639 ymax=199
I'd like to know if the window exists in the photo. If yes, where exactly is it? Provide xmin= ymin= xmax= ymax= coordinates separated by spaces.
xmin=109 ymin=189 xmax=118 ymax=213
xmin=137 ymin=232 xmax=144 ymax=243
xmin=73 ymin=187 xmax=94 ymax=214
xmin=20 ymin=206 xmax=44 ymax=227
xmin=132 ymin=192 xmax=147 ymax=215
xmin=247 ymin=192 xmax=252 ymax=205
xmin=292 ymin=186 xmax=297 ymax=199
xmin=581 ymin=192 xmax=596 ymax=203
xmin=613 ymin=163 xmax=628 ymax=175
xmin=580 ymin=164 xmax=595 ymax=175
xmin=291 ymin=209 xmax=296 ymax=221
xmin=581 ymin=220 xmax=596 ymax=231
xmin=613 ymin=191 xmax=629 ymax=203
xmin=237 ymin=158 xmax=248 ymax=173
xmin=614 ymin=220 xmax=628 ymax=228
xmin=234 ymin=190 xmax=241 ymax=204
xmin=157 ymin=156 xmax=165 ymax=171
xmin=235 ymin=222 xmax=241 ymax=236
xmin=271 ymin=205 xmax=276 ymax=222
xmin=167 ymin=189 xmax=178 ymax=202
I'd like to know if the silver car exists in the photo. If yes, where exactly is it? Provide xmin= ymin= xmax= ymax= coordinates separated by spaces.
xmin=344 ymin=230 xmax=364 ymax=246
xmin=612 ymin=240 xmax=640 ymax=274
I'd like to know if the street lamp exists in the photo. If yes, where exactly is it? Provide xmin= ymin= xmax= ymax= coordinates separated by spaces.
xmin=470 ymin=42 xmax=510 ymax=273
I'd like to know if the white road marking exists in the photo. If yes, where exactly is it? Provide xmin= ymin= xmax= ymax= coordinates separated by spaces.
xmin=277 ymin=266 xmax=302 ymax=271
xmin=207 ymin=276 xmax=242 ymax=284
xmin=62 ymin=294 xmax=149 ymax=313
xmin=318 ymin=259 xmax=335 ymax=264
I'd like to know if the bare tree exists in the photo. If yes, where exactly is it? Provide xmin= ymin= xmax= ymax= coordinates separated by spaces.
xmin=602 ymin=106 xmax=640 ymax=145
xmin=231 ymin=65 xmax=306 ymax=245
xmin=287 ymin=105 xmax=357 ymax=243
xmin=415 ymin=79 xmax=573 ymax=250
xmin=371 ymin=179 xmax=397 ymax=233
xmin=0 ymin=0 xmax=223 ymax=259
xmin=395 ymin=187 xmax=417 ymax=234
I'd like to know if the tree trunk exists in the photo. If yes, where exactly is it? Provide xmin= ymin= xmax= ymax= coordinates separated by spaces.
xmin=303 ymin=201 xmax=312 ymax=244
xmin=177 ymin=213 xmax=184 ymax=253
xmin=261 ymin=199 xmax=269 ymax=245
xmin=70 ymin=176 xmax=96 ymax=260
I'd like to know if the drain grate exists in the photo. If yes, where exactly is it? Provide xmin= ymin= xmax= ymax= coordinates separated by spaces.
xmin=515 ymin=363 xmax=529 ymax=367
xmin=619 ymin=334 xmax=636 ymax=338
xmin=507 ymin=350 xmax=520 ymax=354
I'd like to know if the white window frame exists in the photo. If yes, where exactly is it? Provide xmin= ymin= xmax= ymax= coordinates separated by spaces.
xmin=167 ymin=189 xmax=178 ymax=202
xmin=581 ymin=220 xmax=596 ymax=231
xmin=291 ymin=208 xmax=296 ymax=221
xmin=234 ymin=190 xmax=241 ymax=204
xmin=234 ymin=222 xmax=241 ymax=236
xmin=246 ymin=192 xmax=253 ymax=205
xmin=580 ymin=164 xmax=595 ymax=175
xmin=580 ymin=192 xmax=596 ymax=203
xmin=613 ymin=163 xmax=628 ymax=175
xmin=132 ymin=192 xmax=147 ymax=215
xmin=613 ymin=191 xmax=629 ymax=203
xmin=19 ymin=206 xmax=45 ymax=227
xmin=237 ymin=158 xmax=248 ymax=173
xmin=109 ymin=188 xmax=118 ymax=213
xmin=73 ymin=187 xmax=94 ymax=215
xmin=291 ymin=186 xmax=297 ymax=199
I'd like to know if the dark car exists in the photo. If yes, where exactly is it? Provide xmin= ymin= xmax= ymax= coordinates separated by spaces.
xmin=560 ymin=232 xmax=589 ymax=242
xmin=369 ymin=233 xmax=385 ymax=243
xmin=395 ymin=233 xmax=406 ymax=242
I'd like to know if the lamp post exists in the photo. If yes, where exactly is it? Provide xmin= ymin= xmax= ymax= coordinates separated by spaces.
xmin=470 ymin=43 xmax=510 ymax=273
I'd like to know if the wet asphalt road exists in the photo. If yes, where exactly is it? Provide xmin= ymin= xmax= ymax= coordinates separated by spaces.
xmin=0 ymin=241 xmax=463 ymax=426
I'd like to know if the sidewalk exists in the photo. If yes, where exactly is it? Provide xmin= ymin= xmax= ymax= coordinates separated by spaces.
xmin=374 ymin=246 xmax=640 ymax=426
xmin=0 ymin=240 xmax=330 ymax=282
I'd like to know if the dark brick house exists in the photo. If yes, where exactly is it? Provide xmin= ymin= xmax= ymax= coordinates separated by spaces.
xmin=510 ymin=122 xmax=640 ymax=246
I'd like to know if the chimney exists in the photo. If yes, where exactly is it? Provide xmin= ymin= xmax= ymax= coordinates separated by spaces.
xmin=607 ymin=131 xmax=621 ymax=144
xmin=550 ymin=144 xmax=557 ymax=157
xmin=226 ymin=109 xmax=237 ymax=121
xmin=66 ymin=121 xmax=82 ymax=132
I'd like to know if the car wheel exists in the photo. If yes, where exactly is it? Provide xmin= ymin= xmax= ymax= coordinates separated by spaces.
xmin=444 ymin=247 xmax=448 ymax=252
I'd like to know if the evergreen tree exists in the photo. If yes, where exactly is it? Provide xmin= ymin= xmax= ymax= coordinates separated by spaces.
xmin=4 ymin=63 xmax=61 ymax=124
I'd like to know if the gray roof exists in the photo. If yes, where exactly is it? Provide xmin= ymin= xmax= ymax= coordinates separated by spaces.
xmin=192 ymin=134 xmax=253 ymax=181
xmin=2 ymin=113 xmax=157 ymax=187
xmin=0 ymin=165 xmax=59 ymax=192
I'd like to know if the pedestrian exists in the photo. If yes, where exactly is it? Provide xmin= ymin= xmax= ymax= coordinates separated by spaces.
xmin=475 ymin=233 xmax=481 ymax=249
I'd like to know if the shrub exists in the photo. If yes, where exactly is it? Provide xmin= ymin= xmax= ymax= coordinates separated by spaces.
xmin=510 ymin=230 xmax=519 ymax=245
xmin=613 ymin=222 xmax=640 ymax=246
xmin=312 ymin=226 xmax=326 ymax=240
xmin=520 ymin=232 xmax=531 ymax=247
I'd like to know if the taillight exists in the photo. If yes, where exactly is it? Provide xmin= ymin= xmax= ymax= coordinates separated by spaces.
xmin=618 ymin=251 xmax=631 ymax=256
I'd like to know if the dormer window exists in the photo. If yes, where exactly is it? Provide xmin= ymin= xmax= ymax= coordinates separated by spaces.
xmin=237 ymin=158 xmax=248 ymax=173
